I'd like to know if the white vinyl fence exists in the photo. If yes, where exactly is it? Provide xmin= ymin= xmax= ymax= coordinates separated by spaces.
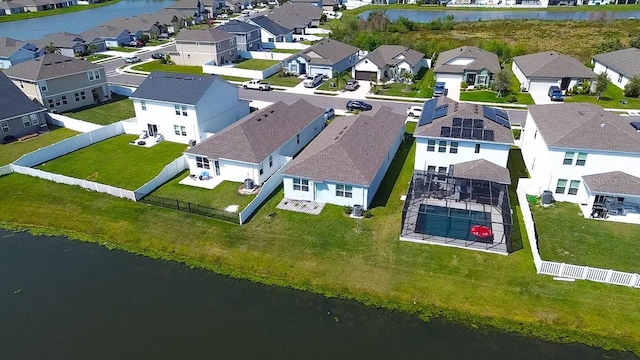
xmin=135 ymin=155 xmax=187 ymax=199
xmin=517 ymin=178 xmax=640 ymax=288
xmin=109 ymin=84 xmax=138 ymax=97
xmin=48 ymin=113 xmax=103 ymax=133
xmin=0 ymin=164 xmax=12 ymax=176
xmin=202 ymin=62 xmax=282 ymax=80
xmin=238 ymin=164 xmax=286 ymax=224
xmin=262 ymin=42 xmax=309 ymax=50
xmin=238 ymin=50 xmax=291 ymax=61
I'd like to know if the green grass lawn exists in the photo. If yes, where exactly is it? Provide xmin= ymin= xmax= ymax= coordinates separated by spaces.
xmin=151 ymin=171 xmax=256 ymax=211
xmin=460 ymin=90 xmax=534 ymax=104
xmin=109 ymin=46 xmax=139 ymax=53
xmin=131 ymin=61 xmax=204 ymax=75
xmin=265 ymin=72 xmax=303 ymax=87
xmin=234 ymin=59 xmax=281 ymax=70
xmin=219 ymin=75 xmax=252 ymax=83
xmin=566 ymin=85 xmax=640 ymax=109
xmin=84 ymin=54 xmax=111 ymax=62
xmin=531 ymin=202 xmax=640 ymax=274
xmin=270 ymin=49 xmax=300 ymax=54
xmin=374 ymin=68 xmax=434 ymax=98
xmin=2 ymin=130 xmax=640 ymax=354
xmin=35 ymin=135 xmax=186 ymax=190
xmin=0 ymin=126 xmax=78 ymax=166
xmin=62 ymin=95 xmax=135 ymax=125
xmin=0 ymin=0 xmax=121 ymax=23
xmin=145 ymin=40 xmax=163 ymax=47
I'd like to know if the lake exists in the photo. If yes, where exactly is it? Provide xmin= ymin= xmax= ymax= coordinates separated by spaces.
xmin=359 ymin=9 xmax=640 ymax=22
xmin=0 ymin=0 xmax=176 ymax=41
xmin=0 ymin=228 xmax=637 ymax=359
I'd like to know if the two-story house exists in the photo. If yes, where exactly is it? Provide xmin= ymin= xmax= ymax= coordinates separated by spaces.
xmin=174 ymin=28 xmax=236 ymax=66
xmin=0 ymin=72 xmax=48 ymax=143
xmin=0 ymin=37 xmax=39 ymax=69
xmin=3 ymin=54 xmax=110 ymax=113
xmin=247 ymin=15 xmax=294 ymax=46
xmin=217 ymin=20 xmax=261 ymax=52
xmin=130 ymin=71 xmax=249 ymax=145
xmin=282 ymin=39 xmax=360 ymax=78
xmin=433 ymin=46 xmax=501 ymax=100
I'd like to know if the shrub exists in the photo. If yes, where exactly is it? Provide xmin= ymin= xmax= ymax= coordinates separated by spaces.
xmin=460 ymin=81 xmax=468 ymax=89
xmin=362 ymin=210 xmax=373 ymax=218
xmin=624 ymin=76 xmax=640 ymax=98
xmin=506 ymin=94 xmax=518 ymax=103
xmin=512 ymin=129 xmax=521 ymax=140
xmin=343 ymin=206 xmax=353 ymax=215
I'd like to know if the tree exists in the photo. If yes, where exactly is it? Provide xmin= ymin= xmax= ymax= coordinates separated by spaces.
xmin=45 ymin=42 xmax=60 ymax=54
xmin=369 ymin=74 xmax=378 ymax=92
xmin=320 ymin=13 xmax=327 ymax=23
xmin=492 ymin=69 xmax=512 ymax=98
xmin=401 ymin=71 xmax=414 ymax=92
xmin=139 ymin=34 xmax=150 ymax=45
xmin=481 ymin=40 xmax=512 ymax=63
xmin=87 ymin=44 xmax=98 ymax=55
xmin=594 ymin=72 xmax=610 ymax=100
xmin=624 ymin=76 xmax=640 ymax=98
xmin=593 ymin=38 xmax=623 ymax=55
xmin=332 ymin=70 xmax=350 ymax=90
xmin=630 ymin=36 xmax=640 ymax=49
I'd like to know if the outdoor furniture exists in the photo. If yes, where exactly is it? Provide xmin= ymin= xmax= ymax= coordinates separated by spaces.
xmin=199 ymin=171 xmax=210 ymax=181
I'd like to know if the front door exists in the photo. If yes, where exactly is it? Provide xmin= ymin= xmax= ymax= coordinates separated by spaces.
xmin=214 ymin=160 xmax=220 ymax=176
xmin=466 ymin=73 xmax=476 ymax=85
xmin=147 ymin=123 xmax=158 ymax=137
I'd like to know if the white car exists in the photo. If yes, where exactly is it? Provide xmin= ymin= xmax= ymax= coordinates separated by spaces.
xmin=303 ymin=74 xmax=323 ymax=88
xmin=243 ymin=79 xmax=271 ymax=91
xmin=406 ymin=106 xmax=422 ymax=118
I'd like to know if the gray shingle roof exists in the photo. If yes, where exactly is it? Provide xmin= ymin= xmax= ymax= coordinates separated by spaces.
xmin=364 ymin=45 xmax=424 ymax=69
xmin=592 ymin=48 xmax=640 ymax=80
xmin=217 ymin=20 xmax=259 ymax=34
xmin=286 ymin=38 xmax=359 ymax=66
xmin=249 ymin=15 xmax=292 ymax=36
xmin=187 ymin=99 xmax=326 ymax=164
xmin=513 ymin=51 xmax=596 ymax=79
xmin=283 ymin=106 xmax=406 ymax=187
xmin=528 ymin=103 xmax=640 ymax=153
xmin=413 ymin=97 xmax=514 ymax=145
xmin=138 ymin=9 xmax=186 ymax=24
xmin=434 ymin=46 xmax=501 ymax=75
xmin=268 ymin=3 xmax=322 ymax=30
xmin=451 ymin=159 xmax=511 ymax=184
xmin=0 ymin=37 xmax=34 ymax=57
xmin=582 ymin=171 xmax=640 ymax=196
xmin=0 ymin=72 xmax=46 ymax=122
xmin=175 ymin=27 xmax=233 ymax=43
xmin=103 ymin=16 xmax=158 ymax=34
xmin=33 ymin=32 xmax=86 ymax=50
xmin=131 ymin=71 xmax=223 ymax=105
xmin=80 ymin=25 xmax=130 ymax=41
xmin=167 ymin=0 xmax=201 ymax=9
xmin=3 ymin=53 xmax=104 ymax=81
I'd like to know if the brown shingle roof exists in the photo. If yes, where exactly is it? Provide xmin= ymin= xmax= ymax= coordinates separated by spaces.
xmin=286 ymin=38 xmax=359 ymax=66
xmin=592 ymin=48 xmax=640 ymax=80
xmin=527 ymin=103 xmax=640 ymax=153
xmin=364 ymin=45 xmax=424 ymax=69
xmin=582 ymin=171 xmax=640 ymax=196
xmin=434 ymin=46 xmax=501 ymax=75
xmin=282 ymin=106 xmax=406 ymax=187
xmin=175 ymin=28 xmax=234 ymax=43
xmin=186 ymin=99 xmax=325 ymax=164
xmin=513 ymin=51 xmax=596 ymax=79
xmin=451 ymin=159 xmax=511 ymax=184
xmin=3 ymin=53 xmax=104 ymax=81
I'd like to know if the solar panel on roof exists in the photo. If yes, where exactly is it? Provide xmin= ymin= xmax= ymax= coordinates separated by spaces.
xmin=452 ymin=118 xmax=462 ymax=127
xmin=483 ymin=105 xmax=511 ymax=128
xmin=473 ymin=119 xmax=484 ymax=128
xmin=451 ymin=127 xmax=462 ymax=138
xmin=483 ymin=129 xmax=495 ymax=141
xmin=493 ymin=116 xmax=511 ymax=128
xmin=462 ymin=119 xmax=473 ymax=128
xmin=495 ymin=108 xmax=509 ymax=120
xmin=418 ymin=98 xmax=438 ymax=126
xmin=433 ymin=104 xmax=449 ymax=120
xmin=461 ymin=128 xmax=472 ymax=139
xmin=440 ymin=126 xmax=451 ymax=137
xmin=483 ymin=106 xmax=494 ymax=120
xmin=472 ymin=129 xmax=483 ymax=140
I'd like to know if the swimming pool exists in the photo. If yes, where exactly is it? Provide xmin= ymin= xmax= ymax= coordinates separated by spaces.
xmin=415 ymin=204 xmax=492 ymax=242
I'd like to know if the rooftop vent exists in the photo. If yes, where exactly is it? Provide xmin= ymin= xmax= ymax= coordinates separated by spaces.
xmin=334 ymin=136 xmax=339 ymax=140
xmin=600 ymin=123 xmax=605 ymax=128
xmin=578 ymin=111 xmax=585 ymax=115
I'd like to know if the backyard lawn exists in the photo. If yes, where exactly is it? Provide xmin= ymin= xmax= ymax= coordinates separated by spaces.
xmin=131 ymin=61 xmax=205 ymax=75
xmin=151 ymin=171 xmax=256 ymax=212
xmin=265 ymin=72 xmax=303 ymax=87
xmin=36 ymin=135 xmax=186 ymax=190
xmin=531 ymin=202 xmax=640 ymax=274
xmin=63 ymin=95 xmax=135 ymax=125
xmin=0 ymin=126 xmax=78 ymax=166
xmin=234 ymin=59 xmax=280 ymax=70
xmin=270 ymin=49 xmax=300 ymax=54
xmin=566 ymin=85 xmax=640 ymax=109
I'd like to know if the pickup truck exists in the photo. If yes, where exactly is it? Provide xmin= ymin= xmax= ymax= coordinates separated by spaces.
xmin=243 ymin=79 xmax=271 ymax=91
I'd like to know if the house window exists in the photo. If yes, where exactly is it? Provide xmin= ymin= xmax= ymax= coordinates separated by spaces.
xmin=477 ymin=75 xmax=487 ymax=85
xmin=22 ymin=116 xmax=31 ymax=127
xmin=196 ymin=42 xmax=199 ymax=46
xmin=576 ymin=152 xmax=587 ymax=166
xmin=29 ymin=114 xmax=39 ymax=125
xmin=87 ymin=70 xmax=101 ymax=81
xmin=568 ymin=180 xmax=580 ymax=195
xmin=555 ymin=179 xmax=567 ymax=194
xmin=141 ymin=100 xmax=146 ymax=111
xmin=563 ymin=151 xmax=575 ymax=165
xmin=74 ymin=92 xmax=80 ymax=102
xmin=296 ymin=133 xmax=300 ymax=144
xmin=259 ymin=163 xmax=264 ymax=176
xmin=174 ymin=125 xmax=180 ymax=135
xmin=195 ymin=156 xmax=210 ymax=169
xmin=0 ymin=121 xmax=9 ymax=133
xmin=38 ymin=80 xmax=47 ymax=92
xmin=449 ymin=141 xmax=458 ymax=154
xmin=181 ymin=105 xmax=187 ymax=116
xmin=427 ymin=165 xmax=436 ymax=173
xmin=474 ymin=143 xmax=481 ymax=153
xmin=180 ymin=126 xmax=187 ymax=136
xmin=336 ymin=184 xmax=352 ymax=198
xmin=427 ymin=139 xmax=435 ymax=152
xmin=175 ymin=105 xmax=180 ymax=115
xmin=268 ymin=38 xmax=275 ymax=43
xmin=438 ymin=140 xmax=447 ymax=153
xmin=80 ymin=91 xmax=86 ymax=100
xmin=438 ymin=166 xmax=448 ymax=174
xmin=55 ymin=97 xmax=61 ymax=107
xmin=293 ymin=178 xmax=309 ymax=192
xmin=62 ymin=96 xmax=67 ymax=105
xmin=269 ymin=155 xmax=273 ymax=167
xmin=47 ymin=99 xmax=54 ymax=109
xmin=618 ymin=73 xmax=623 ymax=83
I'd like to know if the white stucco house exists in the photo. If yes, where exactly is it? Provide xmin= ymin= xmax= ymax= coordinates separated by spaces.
xmin=184 ymin=99 xmax=327 ymax=187
xmin=0 ymin=37 xmax=39 ymax=69
xmin=520 ymin=103 xmax=640 ymax=222
xmin=433 ymin=46 xmax=501 ymax=100
xmin=592 ymin=48 xmax=640 ymax=91
xmin=512 ymin=51 xmax=596 ymax=94
xmin=130 ymin=71 xmax=249 ymax=145
xmin=282 ymin=106 xmax=406 ymax=210
xmin=247 ymin=15 xmax=294 ymax=46
xmin=352 ymin=45 xmax=426 ymax=82
xmin=282 ymin=39 xmax=360 ymax=78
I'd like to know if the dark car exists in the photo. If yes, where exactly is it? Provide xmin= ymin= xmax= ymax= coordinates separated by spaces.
xmin=128 ymin=40 xmax=144 ymax=48
xmin=434 ymin=82 xmax=446 ymax=97
xmin=346 ymin=100 xmax=372 ymax=111
xmin=151 ymin=52 xmax=166 ymax=60
xmin=548 ymin=86 xmax=563 ymax=101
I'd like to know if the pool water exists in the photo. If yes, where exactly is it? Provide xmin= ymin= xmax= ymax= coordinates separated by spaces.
xmin=415 ymin=204 xmax=492 ymax=242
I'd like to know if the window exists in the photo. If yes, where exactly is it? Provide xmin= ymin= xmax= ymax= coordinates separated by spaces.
xmin=61 ymin=96 xmax=67 ymax=105
xmin=80 ymin=91 xmax=86 ymax=100
xmin=474 ymin=143 xmax=481 ymax=153
xmin=438 ymin=166 xmax=448 ymax=174
xmin=259 ymin=163 xmax=264 ymax=176
xmin=141 ymin=100 xmax=146 ymax=111
xmin=555 ymin=179 xmax=567 ymax=194
xmin=336 ymin=184 xmax=352 ymax=198
xmin=181 ymin=105 xmax=187 ymax=116
xmin=438 ymin=140 xmax=447 ymax=153
xmin=47 ymin=99 xmax=54 ymax=109
xmin=29 ymin=114 xmax=39 ymax=125
xmin=196 ymin=42 xmax=200 ymax=47
xmin=269 ymin=155 xmax=273 ymax=167
xmin=174 ymin=125 xmax=180 ymax=135
xmin=534 ymin=130 xmax=537 ymax=139
xmin=55 ymin=97 xmax=61 ymax=107
xmin=87 ymin=70 xmax=100 ymax=81
xmin=38 ymin=80 xmax=47 ymax=92
xmin=195 ymin=156 xmax=210 ymax=169
xmin=618 ymin=73 xmax=623 ymax=83
xmin=427 ymin=165 xmax=436 ymax=173
xmin=0 ymin=121 xmax=9 ymax=133
xmin=175 ymin=105 xmax=180 ymax=115
xmin=427 ymin=139 xmax=435 ymax=152
xmin=268 ymin=38 xmax=275 ymax=43
xmin=449 ymin=141 xmax=458 ymax=154
xmin=568 ymin=180 xmax=580 ymax=195
xmin=293 ymin=178 xmax=309 ymax=192
xmin=576 ymin=152 xmax=587 ymax=166
xmin=180 ymin=126 xmax=187 ymax=136
xmin=296 ymin=133 xmax=300 ymax=144
xmin=563 ymin=151 xmax=575 ymax=165
xmin=74 ymin=92 xmax=80 ymax=102
xmin=477 ymin=75 xmax=487 ymax=85
xmin=22 ymin=116 xmax=31 ymax=127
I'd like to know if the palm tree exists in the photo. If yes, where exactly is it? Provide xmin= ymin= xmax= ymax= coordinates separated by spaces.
xmin=332 ymin=70 xmax=350 ymax=90
xmin=45 ymin=42 xmax=60 ymax=54
xmin=87 ymin=44 xmax=98 ymax=55
xmin=401 ymin=71 xmax=414 ymax=92
xmin=369 ymin=74 xmax=378 ymax=93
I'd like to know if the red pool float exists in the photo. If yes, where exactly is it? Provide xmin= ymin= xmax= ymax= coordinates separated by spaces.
xmin=470 ymin=225 xmax=493 ymax=238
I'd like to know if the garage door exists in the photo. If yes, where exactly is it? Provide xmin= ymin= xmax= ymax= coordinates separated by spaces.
xmin=529 ymin=80 xmax=558 ymax=93
xmin=309 ymin=66 xmax=332 ymax=78
xmin=354 ymin=71 xmax=377 ymax=81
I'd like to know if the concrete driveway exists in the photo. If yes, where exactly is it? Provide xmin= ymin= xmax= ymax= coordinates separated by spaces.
xmin=445 ymin=86 xmax=461 ymax=101
xmin=336 ymin=81 xmax=371 ymax=99
xmin=529 ymin=91 xmax=554 ymax=104
xmin=284 ymin=76 xmax=315 ymax=94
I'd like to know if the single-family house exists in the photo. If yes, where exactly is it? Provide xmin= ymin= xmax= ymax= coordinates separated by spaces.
xmin=322 ymin=0 xmax=340 ymax=11
xmin=166 ymin=0 xmax=208 ymax=23
xmin=520 ymin=102 xmax=640 ymax=221
xmin=282 ymin=106 xmax=405 ymax=210
xmin=103 ymin=16 xmax=162 ymax=41
xmin=224 ymin=0 xmax=250 ymax=13
xmin=290 ymin=0 xmax=322 ymax=6
xmin=184 ymin=99 xmax=326 ymax=186
xmin=130 ymin=71 xmax=249 ymax=145
xmin=217 ymin=20 xmax=261 ymax=52
xmin=80 ymin=25 xmax=131 ymax=52
xmin=433 ymin=46 xmax=501 ymax=91
xmin=3 ymin=53 xmax=110 ymax=113
xmin=267 ymin=3 xmax=323 ymax=35
xmin=282 ymin=39 xmax=359 ymax=78
xmin=247 ymin=15 xmax=294 ymax=45
xmin=0 ymin=72 xmax=48 ymax=143
xmin=512 ymin=51 xmax=596 ymax=94
xmin=0 ymin=1 xmax=25 ymax=15
xmin=0 ymin=37 xmax=38 ymax=69
xmin=352 ymin=45 xmax=425 ymax=82
xmin=34 ymin=32 xmax=87 ymax=57
xmin=139 ymin=9 xmax=188 ymax=34
xmin=174 ymin=28 xmax=237 ymax=66
xmin=592 ymin=48 xmax=640 ymax=91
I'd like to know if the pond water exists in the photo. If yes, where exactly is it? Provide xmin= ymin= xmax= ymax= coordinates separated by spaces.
xmin=359 ymin=9 xmax=640 ymax=22
xmin=0 ymin=0 xmax=176 ymax=41
xmin=1 ymin=228 xmax=638 ymax=359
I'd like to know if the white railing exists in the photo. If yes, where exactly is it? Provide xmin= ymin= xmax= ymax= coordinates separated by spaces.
xmin=135 ymin=155 xmax=187 ymax=199
xmin=48 ymin=113 xmax=104 ymax=133
xmin=202 ymin=62 xmax=283 ymax=80
xmin=109 ymin=84 xmax=138 ymax=97
xmin=0 ymin=164 xmax=13 ymax=176
xmin=517 ymin=178 xmax=640 ymax=288
xmin=238 ymin=50 xmax=291 ymax=61
xmin=238 ymin=164 xmax=286 ymax=224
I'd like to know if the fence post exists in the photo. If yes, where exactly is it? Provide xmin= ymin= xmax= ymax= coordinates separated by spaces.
xmin=188 ymin=202 xmax=191 ymax=213
xmin=605 ymin=269 xmax=614 ymax=283
xmin=559 ymin=263 xmax=566 ymax=277
xmin=582 ymin=267 xmax=589 ymax=280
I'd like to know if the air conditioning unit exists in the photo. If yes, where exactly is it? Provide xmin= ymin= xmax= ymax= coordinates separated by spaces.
xmin=189 ymin=139 xmax=197 ymax=147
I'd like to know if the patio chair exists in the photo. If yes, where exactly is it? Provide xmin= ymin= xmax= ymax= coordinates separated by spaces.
xmin=199 ymin=171 xmax=210 ymax=181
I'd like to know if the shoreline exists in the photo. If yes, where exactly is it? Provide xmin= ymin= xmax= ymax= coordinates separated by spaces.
xmin=345 ymin=3 xmax=640 ymax=14
xmin=0 ymin=0 xmax=122 ymax=23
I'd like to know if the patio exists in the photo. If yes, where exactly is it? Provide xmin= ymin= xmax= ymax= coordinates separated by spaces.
xmin=276 ymin=198 xmax=325 ymax=215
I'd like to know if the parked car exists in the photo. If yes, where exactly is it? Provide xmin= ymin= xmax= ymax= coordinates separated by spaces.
xmin=406 ymin=106 xmax=422 ymax=118
xmin=434 ymin=82 xmax=446 ymax=97
xmin=548 ymin=85 xmax=563 ymax=101
xmin=324 ymin=107 xmax=335 ymax=120
xmin=128 ymin=40 xmax=144 ymax=48
xmin=158 ymin=33 xmax=170 ymax=40
xmin=346 ymin=100 xmax=372 ymax=112
xmin=151 ymin=52 xmax=165 ymax=60
xmin=243 ymin=79 xmax=271 ymax=91
xmin=303 ymin=74 xmax=323 ymax=88
xmin=124 ymin=56 xmax=141 ymax=64
xmin=345 ymin=79 xmax=360 ymax=91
